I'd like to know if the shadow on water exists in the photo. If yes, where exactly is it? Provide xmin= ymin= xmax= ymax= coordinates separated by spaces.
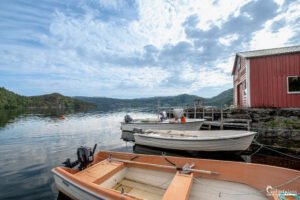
xmin=132 ymin=144 xmax=244 ymax=161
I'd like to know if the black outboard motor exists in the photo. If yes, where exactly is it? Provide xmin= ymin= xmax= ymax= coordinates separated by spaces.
xmin=159 ymin=111 xmax=167 ymax=122
xmin=77 ymin=146 xmax=94 ymax=170
xmin=63 ymin=144 xmax=97 ymax=170
xmin=124 ymin=114 xmax=133 ymax=123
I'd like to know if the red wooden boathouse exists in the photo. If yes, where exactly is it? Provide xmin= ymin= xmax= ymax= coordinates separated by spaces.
xmin=232 ymin=45 xmax=300 ymax=108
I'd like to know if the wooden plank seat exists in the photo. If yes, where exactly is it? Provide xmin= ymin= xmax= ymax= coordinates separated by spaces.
xmin=162 ymin=172 xmax=193 ymax=200
xmin=75 ymin=160 xmax=125 ymax=184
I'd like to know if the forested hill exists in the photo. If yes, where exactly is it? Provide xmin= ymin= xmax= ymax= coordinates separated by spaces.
xmin=0 ymin=87 xmax=233 ymax=111
xmin=0 ymin=88 xmax=28 ymax=109
xmin=75 ymin=88 xmax=233 ymax=110
xmin=0 ymin=87 xmax=95 ymax=110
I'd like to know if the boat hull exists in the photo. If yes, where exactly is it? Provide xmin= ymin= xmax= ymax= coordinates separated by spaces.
xmin=52 ymin=151 xmax=300 ymax=200
xmin=134 ymin=131 xmax=256 ymax=151
xmin=53 ymin=172 xmax=105 ymax=200
xmin=121 ymin=119 xmax=204 ymax=132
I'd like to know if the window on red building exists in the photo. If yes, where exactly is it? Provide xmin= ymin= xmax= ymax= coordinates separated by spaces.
xmin=287 ymin=76 xmax=300 ymax=93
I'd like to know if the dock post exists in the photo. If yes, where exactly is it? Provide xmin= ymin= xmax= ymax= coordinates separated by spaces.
xmin=203 ymin=107 xmax=205 ymax=119
xmin=221 ymin=109 xmax=223 ymax=122
xmin=220 ymin=109 xmax=224 ymax=130
xmin=212 ymin=108 xmax=214 ymax=121
xmin=247 ymin=120 xmax=250 ymax=131
xmin=194 ymin=103 xmax=196 ymax=119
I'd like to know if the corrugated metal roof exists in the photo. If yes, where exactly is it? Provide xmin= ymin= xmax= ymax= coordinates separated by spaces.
xmin=237 ymin=45 xmax=300 ymax=58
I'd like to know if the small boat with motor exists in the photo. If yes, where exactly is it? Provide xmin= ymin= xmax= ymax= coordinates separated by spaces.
xmin=120 ymin=109 xmax=205 ymax=133
xmin=134 ymin=130 xmax=257 ymax=152
xmin=52 ymin=145 xmax=300 ymax=200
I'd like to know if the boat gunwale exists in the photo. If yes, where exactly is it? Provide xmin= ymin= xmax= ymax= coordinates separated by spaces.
xmin=96 ymin=151 xmax=300 ymax=173
xmin=133 ymin=131 xmax=256 ymax=141
xmin=52 ymin=166 xmax=140 ymax=200
xmin=52 ymin=170 xmax=106 ymax=200
xmin=120 ymin=119 xmax=205 ymax=125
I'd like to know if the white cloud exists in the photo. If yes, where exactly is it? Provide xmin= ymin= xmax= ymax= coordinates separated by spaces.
xmin=40 ymin=0 xmax=253 ymax=66
xmin=249 ymin=1 xmax=300 ymax=50
xmin=2 ymin=0 xmax=300 ymax=98
xmin=219 ymin=34 xmax=239 ymax=46
xmin=94 ymin=0 xmax=125 ymax=10
xmin=132 ymin=0 xmax=250 ymax=47
xmin=47 ymin=11 xmax=143 ymax=55
xmin=250 ymin=26 xmax=294 ymax=49
xmin=215 ymin=56 xmax=236 ymax=73
xmin=101 ymin=66 xmax=171 ymax=88
xmin=180 ymin=65 xmax=232 ymax=92
xmin=42 ymin=0 xmax=252 ymax=59
xmin=273 ymin=0 xmax=285 ymax=7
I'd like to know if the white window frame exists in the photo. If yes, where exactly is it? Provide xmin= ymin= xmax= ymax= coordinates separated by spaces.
xmin=287 ymin=76 xmax=300 ymax=94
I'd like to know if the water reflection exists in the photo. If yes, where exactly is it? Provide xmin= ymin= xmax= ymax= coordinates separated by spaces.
xmin=0 ymin=110 xmax=156 ymax=200
xmin=0 ymin=109 xmax=23 ymax=128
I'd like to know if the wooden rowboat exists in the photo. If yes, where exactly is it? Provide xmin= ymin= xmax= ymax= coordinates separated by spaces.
xmin=134 ymin=130 xmax=256 ymax=151
xmin=52 ymin=151 xmax=300 ymax=200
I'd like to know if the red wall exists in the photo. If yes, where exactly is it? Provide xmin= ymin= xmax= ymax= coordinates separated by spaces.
xmin=250 ymin=53 xmax=300 ymax=108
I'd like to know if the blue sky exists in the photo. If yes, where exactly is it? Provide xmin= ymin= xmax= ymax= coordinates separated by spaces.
xmin=0 ymin=0 xmax=299 ymax=98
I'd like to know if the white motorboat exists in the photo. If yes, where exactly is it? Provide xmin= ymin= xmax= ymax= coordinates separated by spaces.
xmin=134 ymin=130 xmax=256 ymax=151
xmin=121 ymin=118 xmax=205 ymax=132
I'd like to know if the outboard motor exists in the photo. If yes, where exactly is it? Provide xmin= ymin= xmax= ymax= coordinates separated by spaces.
xmin=159 ymin=111 xmax=167 ymax=122
xmin=63 ymin=144 xmax=97 ymax=170
xmin=77 ymin=146 xmax=94 ymax=170
xmin=124 ymin=114 xmax=133 ymax=123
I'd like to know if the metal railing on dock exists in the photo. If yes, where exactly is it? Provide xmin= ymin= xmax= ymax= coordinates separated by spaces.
xmin=162 ymin=106 xmax=251 ymax=131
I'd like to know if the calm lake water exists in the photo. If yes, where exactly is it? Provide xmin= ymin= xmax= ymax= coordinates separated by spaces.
xmin=0 ymin=110 xmax=156 ymax=200
xmin=0 ymin=110 xmax=299 ymax=200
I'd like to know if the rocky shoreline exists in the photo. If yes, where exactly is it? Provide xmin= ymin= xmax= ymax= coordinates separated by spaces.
xmin=226 ymin=108 xmax=300 ymax=154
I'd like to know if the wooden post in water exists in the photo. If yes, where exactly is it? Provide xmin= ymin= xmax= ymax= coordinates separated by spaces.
xmin=220 ymin=109 xmax=224 ymax=130
xmin=203 ymin=107 xmax=205 ymax=119
xmin=212 ymin=108 xmax=214 ymax=121
xmin=194 ymin=103 xmax=196 ymax=119
xmin=247 ymin=120 xmax=251 ymax=131
xmin=157 ymin=99 xmax=160 ymax=117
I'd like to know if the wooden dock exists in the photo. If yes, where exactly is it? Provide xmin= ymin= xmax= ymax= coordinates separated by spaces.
xmin=162 ymin=106 xmax=251 ymax=131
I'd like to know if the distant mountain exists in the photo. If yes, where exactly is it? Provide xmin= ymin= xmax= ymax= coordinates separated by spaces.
xmin=0 ymin=87 xmax=233 ymax=111
xmin=76 ymin=93 xmax=203 ymax=111
xmin=204 ymin=88 xmax=233 ymax=107
xmin=0 ymin=87 xmax=95 ymax=110
xmin=75 ymin=88 xmax=233 ymax=110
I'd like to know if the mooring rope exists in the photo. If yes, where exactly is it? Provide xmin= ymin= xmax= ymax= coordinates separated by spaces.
xmin=271 ymin=176 xmax=300 ymax=189
xmin=252 ymin=140 xmax=300 ymax=160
